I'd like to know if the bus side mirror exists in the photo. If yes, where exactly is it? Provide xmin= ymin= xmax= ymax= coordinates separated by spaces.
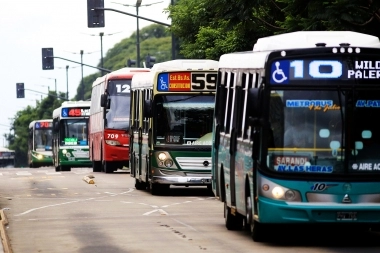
xmin=100 ymin=94 xmax=107 ymax=107
xmin=29 ymin=130 xmax=33 ymax=138
xmin=53 ymin=122 xmax=59 ymax=132
xmin=144 ymin=99 xmax=152 ymax=118
xmin=247 ymin=88 xmax=262 ymax=119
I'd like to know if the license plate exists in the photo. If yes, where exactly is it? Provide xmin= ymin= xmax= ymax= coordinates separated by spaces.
xmin=337 ymin=211 xmax=357 ymax=221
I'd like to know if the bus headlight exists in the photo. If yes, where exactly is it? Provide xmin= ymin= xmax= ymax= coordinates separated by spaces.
xmin=259 ymin=177 xmax=301 ymax=202
xmin=164 ymin=159 xmax=174 ymax=167
xmin=158 ymin=153 xmax=167 ymax=161
xmin=62 ymin=149 xmax=67 ymax=154
xmin=105 ymin=140 xmax=121 ymax=146
xmin=37 ymin=154 xmax=43 ymax=160
xmin=66 ymin=153 xmax=71 ymax=157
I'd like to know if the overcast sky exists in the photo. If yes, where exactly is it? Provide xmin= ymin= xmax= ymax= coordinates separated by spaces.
xmin=0 ymin=0 xmax=171 ymax=147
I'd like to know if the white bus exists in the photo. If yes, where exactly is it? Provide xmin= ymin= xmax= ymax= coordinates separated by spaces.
xmin=28 ymin=119 xmax=53 ymax=168
xmin=52 ymin=101 xmax=91 ymax=171
xmin=130 ymin=59 xmax=219 ymax=195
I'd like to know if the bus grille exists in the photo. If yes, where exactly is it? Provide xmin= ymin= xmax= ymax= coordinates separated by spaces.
xmin=175 ymin=157 xmax=211 ymax=170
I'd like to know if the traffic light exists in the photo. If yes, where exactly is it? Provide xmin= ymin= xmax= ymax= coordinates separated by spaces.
xmin=126 ymin=59 xmax=136 ymax=67
xmin=145 ymin=55 xmax=156 ymax=68
xmin=87 ymin=0 xmax=105 ymax=28
xmin=16 ymin=83 xmax=25 ymax=98
xmin=42 ymin=48 xmax=54 ymax=70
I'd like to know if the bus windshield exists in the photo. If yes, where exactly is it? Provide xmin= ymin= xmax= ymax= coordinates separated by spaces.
xmin=106 ymin=80 xmax=131 ymax=130
xmin=155 ymin=95 xmax=215 ymax=145
xmin=267 ymin=89 xmax=380 ymax=175
xmin=34 ymin=128 xmax=53 ymax=151
xmin=60 ymin=119 xmax=89 ymax=146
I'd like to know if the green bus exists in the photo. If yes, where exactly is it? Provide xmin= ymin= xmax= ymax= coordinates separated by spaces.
xmin=130 ymin=59 xmax=219 ymax=195
xmin=52 ymin=101 xmax=91 ymax=171
xmin=28 ymin=119 xmax=53 ymax=168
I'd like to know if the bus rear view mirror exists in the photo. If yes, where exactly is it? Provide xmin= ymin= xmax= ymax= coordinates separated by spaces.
xmin=53 ymin=122 xmax=59 ymax=132
xmin=100 ymin=94 xmax=108 ymax=107
xmin=247 ymin=88 xmax=262 ymax=118
xmin=144 ymin=99 xmax=152 ymax=118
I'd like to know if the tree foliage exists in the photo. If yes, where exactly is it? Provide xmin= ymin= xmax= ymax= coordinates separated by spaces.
xmin=167 ymin=0 xmax=380 ymax=60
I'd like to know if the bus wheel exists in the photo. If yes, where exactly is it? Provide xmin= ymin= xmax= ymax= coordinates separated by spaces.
xmin=92 ymin=160 xmax=101 ymax=172
xmin=135 ymin=179 xmax=146 ymax=190
xmin=55 ymin=166 xmax=61 ymax=172
xmin=245 ymin=195 xmax=253 ymax=232
xmin=224 ymin=201 xmax=243 ymax=230
xmin=251 ymin=220 xmax=267 ymax=242
xmin=104 ymin=162 xmax=114 ymax=174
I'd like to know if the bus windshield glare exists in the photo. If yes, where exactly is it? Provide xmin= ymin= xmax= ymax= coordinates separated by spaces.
xmin=268 ymin=89 xmax=380 ymax=175
xmin=155 ymin=95 xmax=215 ymax=145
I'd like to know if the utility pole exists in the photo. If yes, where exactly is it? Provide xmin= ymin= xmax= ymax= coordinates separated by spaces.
xmin=80 ymin=50 xmax=84 ymax=100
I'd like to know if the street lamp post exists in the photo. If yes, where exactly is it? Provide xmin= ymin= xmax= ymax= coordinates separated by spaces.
xmin=112 ymin=1 xmax=163 ymax=67
xmin=100 ymin=32 xmax=104 ymax=75
xmin=66 ymin=65 xmax=69 ymax=100
xmin=80 ymin=50 xmax=84 ymax=100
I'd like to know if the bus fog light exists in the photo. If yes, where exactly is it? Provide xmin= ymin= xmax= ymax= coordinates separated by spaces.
xmin=262 ymin=184 xmax=270 ymax=191
xmin=272 ymin=187 xmax=284 ymax=199
xmin=164 ymin=159 xmax=174 ymax=167
xmin=37 ymin=154 xmax=43 ymax=160
xmin=285 ymin=190 xmax=296 ymax=200
xmin=62 ymin=149 xmax=67 ymax=154
xmin=66 ymin=153 xmax=71 ymax=157
xmin=158 ymin=153 xmax=167 ymax=161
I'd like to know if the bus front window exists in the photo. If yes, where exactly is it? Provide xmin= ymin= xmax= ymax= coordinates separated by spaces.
xmin=106 ymin=80 xmax=131 ymax=130
xmin=155 ymin=95 xmax=215 ymax=145
xmin=267 ymin=90 xmax=345 ymax=174
xmin=34 ymin=129 xmax=53 ymax=151
xmin=60 ymin=119 xmax=89 ymax=146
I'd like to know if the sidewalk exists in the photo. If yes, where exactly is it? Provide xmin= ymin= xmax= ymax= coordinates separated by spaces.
xmin=0 ymin=209 xmax=10 ymax=253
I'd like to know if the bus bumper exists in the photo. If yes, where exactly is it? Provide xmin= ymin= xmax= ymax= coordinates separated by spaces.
xmin=258 ymin=197 xmax=380 ymax=225
xmin=151 ymin=175 xmax=212 ymax=186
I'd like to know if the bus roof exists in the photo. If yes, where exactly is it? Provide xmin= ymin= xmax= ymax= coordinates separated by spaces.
xmin=151 ymin=59 xmax=219 ymax=71
xmin=253 ymin=31 xmax=380 ymax=52
xmin=28 ymin=119 xmax=53 ymax=129
xmin=92 ymin=67 xmax=150 ymax=88
xmin=132 ymin=59 xmax=219 ymax=89
xmin=53 ymin=100 xmax=91 ymax=118
xmin=219 ymin=31 xmax=380 ymax=69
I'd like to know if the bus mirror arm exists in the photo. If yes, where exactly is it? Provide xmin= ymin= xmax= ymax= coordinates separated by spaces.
xmin=144 ymin=100 xmax=153 ymax=118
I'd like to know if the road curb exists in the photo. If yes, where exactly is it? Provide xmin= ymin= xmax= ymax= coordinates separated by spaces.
xmin=0 ymin=209 xmax=12 ymax=253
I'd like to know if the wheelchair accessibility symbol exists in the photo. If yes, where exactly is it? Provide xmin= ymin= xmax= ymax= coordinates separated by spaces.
xmin=270 ymin=60 xmax=289 ymax=84
xmin=158 ymin=74 xmax=169 ymax=91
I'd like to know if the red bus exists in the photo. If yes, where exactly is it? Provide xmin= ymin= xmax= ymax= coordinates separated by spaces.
xmin=89 ymin=67 xmax=150 ymax=173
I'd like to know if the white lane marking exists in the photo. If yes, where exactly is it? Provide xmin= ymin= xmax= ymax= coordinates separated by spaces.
xmin=16 ymin=172 xmax=32 ymax=176
xmin=143 ymin=209 xmax=168 ymax=216
xmin=14 ymin=189 xmax=134 ymax=216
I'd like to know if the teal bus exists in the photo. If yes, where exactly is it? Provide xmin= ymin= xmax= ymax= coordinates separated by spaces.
xmin=28 ymin=119 xmax=53 ymax=168
xmin=212 ymin=31 xmax=380 ymax=241
xmin=52 ymin=101 xmax=91 ymax=171
xmin=130 ymin=59 xmax=219 ymax=195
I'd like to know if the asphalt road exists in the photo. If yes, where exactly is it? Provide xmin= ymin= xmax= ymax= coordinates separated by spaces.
xmin=1 ymin=167 xmax=380 ymax=253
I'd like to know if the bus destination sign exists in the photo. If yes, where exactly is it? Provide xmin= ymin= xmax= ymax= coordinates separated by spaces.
xmin=61 ymin=107 xmax=90 ymax=117
xmin=157 ymin=72 xmax=217 ymax=92
xmin=269 ymin=58 xmax=380 ymax=85
xmin=35 ymin=121 xmax=52 ymax=129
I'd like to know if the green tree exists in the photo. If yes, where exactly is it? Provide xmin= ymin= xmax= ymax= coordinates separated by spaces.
xmin=166 ymin=0 xmax=380 ymax=59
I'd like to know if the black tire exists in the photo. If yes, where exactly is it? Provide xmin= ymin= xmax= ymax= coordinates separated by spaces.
xmin=55 ymin=166 xmax=61 ymax=172
xmin=245 ymin=195 xmax=253 ymax=232
xmin=251 ymin=220 xmax=266 ymax=242
xmin=61 ymin=166 xmax=71 ymax=171
xmin=135 ymin=178 xmax=146 ymax=190
xmin=92 ymin=160 xmax=101 ymax=172
xmin=224 ymin=201 xmax=243 ymax=230
xmin=104 ymin=161 xmax=114 ymax=174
